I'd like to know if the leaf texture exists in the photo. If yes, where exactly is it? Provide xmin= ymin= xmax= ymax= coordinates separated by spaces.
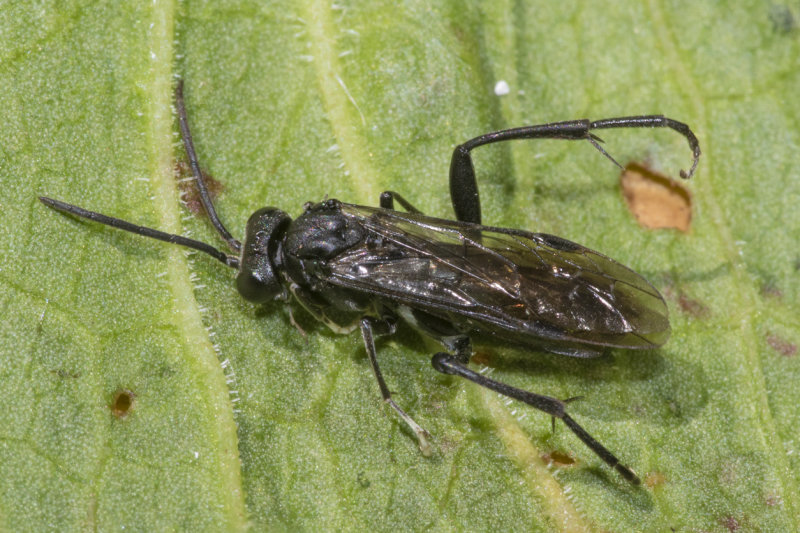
xmin=1 ymin=1 xmax=798 ymax=531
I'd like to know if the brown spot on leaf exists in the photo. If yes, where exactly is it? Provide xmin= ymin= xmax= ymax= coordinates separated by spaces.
xmin=720 ymin=515 xmax=740 ymax=532
xmin=541 ymin=450 xmax=576 ymax=467
xmin=174 ymin=160 xmax=224 ymax=216
xmin=644 ymin=471 xmax=667 ymax=488
xmin=767 ymin=333 xmax=797 ymax=357
xmin=620 ymin=162 xmax=692 ymax=232
xmin=661 ymin=281 xmax=710 ymax=319
xmin=677 ymin=292 xmax=710 ymax=318
xmin=470 ymin=351 xmax=493 ymax=366
xmin=111 ymin=389 xmax=135 ymax=418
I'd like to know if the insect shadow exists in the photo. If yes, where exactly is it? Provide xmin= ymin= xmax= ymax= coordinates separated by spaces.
xmin=40 ymin=80 xmax=700 ymax=485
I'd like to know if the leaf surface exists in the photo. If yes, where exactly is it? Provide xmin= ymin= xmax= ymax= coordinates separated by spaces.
xmin=1 ymin=1 xmax=798 ymax=531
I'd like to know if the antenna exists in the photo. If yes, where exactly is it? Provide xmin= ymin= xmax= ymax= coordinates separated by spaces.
xmin=175 ymin=80 xmax=242 ymax=252
xmin=39 ymin=196 xmax=240 ymax=269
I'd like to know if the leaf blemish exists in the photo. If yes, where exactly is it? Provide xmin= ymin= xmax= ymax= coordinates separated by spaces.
xmin=677 ymin=292 xmax=710 ymax=318
xmin=542 ymin=450 xmax=576 ymax=467
xmin=620 ymin=162 xmax=692 ymax=232
xmin=720 ymin=515 xmax=742 ymax=532
xmin=111 ymin=389 xmax=136 ymax=418
xmin=766 ymin=333 xmax=797 ymax=357
xmin=357 ymin=472 xmax=371 ymax=488
xmin=174 ymin=160 xmax=224 ymax=217
xmin=644 ymin=471 xmax=667 ymax=488
xmin=50 ymin=368 xmax=81 ymax=379
xmin=768 ymin=4 xmax=797 ymax=34
xmin=470 ymin=350 xmax=493 ymax=367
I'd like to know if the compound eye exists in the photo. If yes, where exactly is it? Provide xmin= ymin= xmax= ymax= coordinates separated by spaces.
xmin=235 ymin=208 xmax=291 ymax=303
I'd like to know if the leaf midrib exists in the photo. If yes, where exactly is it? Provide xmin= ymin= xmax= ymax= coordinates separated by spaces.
xmin=144 ymin=2 xmax=248 ymax=529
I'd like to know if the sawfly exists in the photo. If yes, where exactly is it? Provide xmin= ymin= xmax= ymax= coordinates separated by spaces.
xmin=40 ymin=80 xmax=700 ymax=484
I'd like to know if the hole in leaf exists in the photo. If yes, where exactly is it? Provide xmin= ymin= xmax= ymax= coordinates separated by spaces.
xmin=620 ymin=162 xmax=692 ymax=232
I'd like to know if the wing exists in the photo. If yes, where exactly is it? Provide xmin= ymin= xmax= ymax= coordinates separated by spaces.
xmin=327 ymin=203 xmax=670 ymax=351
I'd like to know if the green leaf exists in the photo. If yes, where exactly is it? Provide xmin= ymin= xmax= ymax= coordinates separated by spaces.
xmin=1 ymin=1 xmax=799 ymax=531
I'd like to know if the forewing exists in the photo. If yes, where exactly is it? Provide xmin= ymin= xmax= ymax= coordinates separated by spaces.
xmin=328 ymin=204 xmax=669 ymax=350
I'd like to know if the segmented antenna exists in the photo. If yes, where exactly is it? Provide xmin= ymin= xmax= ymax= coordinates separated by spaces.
xmin=175 ymin=80 xmax=242 ymax=253
xmin=39 ymin=196 xmax=240 ymax=269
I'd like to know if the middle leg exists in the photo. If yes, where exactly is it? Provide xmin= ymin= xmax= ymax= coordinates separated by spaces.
xmin=360 ymin=317 xmax=432 ymax=456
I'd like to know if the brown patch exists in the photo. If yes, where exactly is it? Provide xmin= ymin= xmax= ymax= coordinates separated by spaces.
xmin=644 ymin=471 xmax=667 ymax=488
xmin=720 ymin=516 xmax=740 ymax=532
xmin=661 ymin=281 xmax=710 ymax=319
xmin=766 ymin=333 xmax=797 ymax=357
xmin=111 ymin=389 xmax=136 ymax=418
xmin=541 ymin=450 xmax=576 ymax=467
xmin=677 ymin=292 xmax=710 ymax=318
xmin=174 ymin=160 xmax=224 ymax=216
xmin=470 ymin=351 xmax=493 ymax=366
xmin=620 ymin=162 xmax=692 ymax=232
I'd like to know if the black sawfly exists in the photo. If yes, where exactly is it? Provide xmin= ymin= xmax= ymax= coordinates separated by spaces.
xmin=40 ymin=80 xmax=700 ymax=485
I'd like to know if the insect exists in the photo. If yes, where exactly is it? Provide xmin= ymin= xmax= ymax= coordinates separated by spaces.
xmin=40 ymin=80 xmax=700 ymax=485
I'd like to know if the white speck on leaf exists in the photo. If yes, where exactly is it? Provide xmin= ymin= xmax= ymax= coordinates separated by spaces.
xmin=494 ymin=80 xmax=510 ymax=96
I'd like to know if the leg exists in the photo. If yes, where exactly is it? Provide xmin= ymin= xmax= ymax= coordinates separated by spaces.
xmin=449 ymin=115 xmax=701 ymax=224
xmin=360 ymin=318 xmax=432 ymax=456
xmin=379 ymin=191 xmax=423 ymax=214
xmin=431 ymin=352 xmax=640 ymax=484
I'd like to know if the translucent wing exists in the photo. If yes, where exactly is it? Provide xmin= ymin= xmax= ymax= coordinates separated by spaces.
xmin=328 ymin=204 xmax=670 ymax=352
